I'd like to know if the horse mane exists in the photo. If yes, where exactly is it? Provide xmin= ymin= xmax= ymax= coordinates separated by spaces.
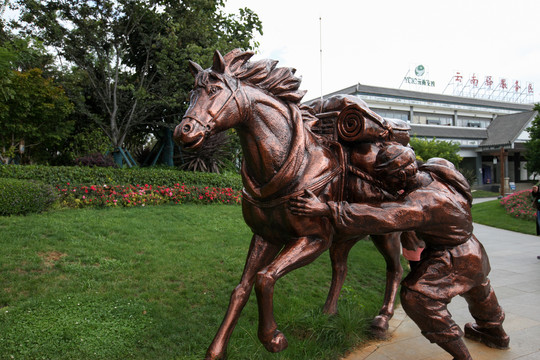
xmin=223 ymin=49 xmax=307 ymax=103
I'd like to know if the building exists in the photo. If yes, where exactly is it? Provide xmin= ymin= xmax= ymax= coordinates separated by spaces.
xmin=312 ymin=83 xmax=538 ymax=190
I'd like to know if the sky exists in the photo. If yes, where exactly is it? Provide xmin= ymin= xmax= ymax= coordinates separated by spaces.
xmin=224 ymin=0 xmax=540 ymax=104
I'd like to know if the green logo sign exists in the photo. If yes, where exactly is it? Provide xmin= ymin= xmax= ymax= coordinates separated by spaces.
xmin=415 ymin=65 xmax=425 ymax=77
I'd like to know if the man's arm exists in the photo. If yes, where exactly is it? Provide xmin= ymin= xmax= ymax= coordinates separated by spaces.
xmin=290 ymin=190 xmax=428 ymax=235
xmin=326 ymin=199 xmax=427 ymax=235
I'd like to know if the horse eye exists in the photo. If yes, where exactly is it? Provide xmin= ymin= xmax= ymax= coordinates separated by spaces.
xmin=209 ymin=86 xmax=219 ymax=95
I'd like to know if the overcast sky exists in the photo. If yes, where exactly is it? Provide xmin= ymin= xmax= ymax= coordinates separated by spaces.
xmin=224 ymin=0 xmax=540 ymax=103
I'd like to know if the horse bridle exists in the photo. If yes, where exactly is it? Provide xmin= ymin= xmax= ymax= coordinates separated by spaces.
xmin=182 ymin=74 xmax=247 ymax=136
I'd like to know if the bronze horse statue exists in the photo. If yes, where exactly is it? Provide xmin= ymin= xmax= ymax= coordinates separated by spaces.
xmin=173 ymin=49 xmax=409 ymax=359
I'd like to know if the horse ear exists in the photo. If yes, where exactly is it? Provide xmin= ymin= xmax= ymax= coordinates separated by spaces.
xmin=189 ymin=61 xmax=203 ymax=77
xmin=212 ymin=50 xmax=226 ymax=74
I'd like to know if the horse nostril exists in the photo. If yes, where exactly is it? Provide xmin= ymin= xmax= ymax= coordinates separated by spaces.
xmin=183 ymin=124 xmax=192 ymax=134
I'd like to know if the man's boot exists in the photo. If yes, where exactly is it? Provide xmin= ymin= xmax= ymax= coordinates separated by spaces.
xmin=437 ymin=338 xmax=472 ymax=360
xmin=464 ymin=322 xmax=509 ymax=349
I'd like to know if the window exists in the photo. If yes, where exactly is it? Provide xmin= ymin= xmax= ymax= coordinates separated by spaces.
xmin=413 ymin=113 xmax=452 ymax=125
xmin=372 ymin=109 xmax=410 ymax=122
xmin=456 ymin=116 xmax=490 ymax=128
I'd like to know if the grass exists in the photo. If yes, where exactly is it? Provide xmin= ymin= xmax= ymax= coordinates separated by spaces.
xmin=471 ymin=189 xmax=500 ymax=198
xmin=0 ymin=205 xmax=389 ymax=360
xmin=472 ymin=199 xmax=536 ymax=235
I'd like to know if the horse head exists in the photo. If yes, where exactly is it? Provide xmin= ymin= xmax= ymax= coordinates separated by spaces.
xmin=173 ymin=49 xmax=307 ymax=150
xmin=174 ymin=50 xmax=249 ymax=150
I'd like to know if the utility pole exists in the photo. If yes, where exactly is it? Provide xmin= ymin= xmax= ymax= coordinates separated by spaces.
xmin=319 ymin=16 xmax=323 ymax=102
xmin=500 ymin=147 xmax=505 ymax=197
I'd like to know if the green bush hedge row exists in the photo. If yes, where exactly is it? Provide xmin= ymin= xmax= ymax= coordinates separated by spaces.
xmin=0 ymin=178 xmax=58 ymax=216
xmin=0 ymin=165 xmax=243 ymax=189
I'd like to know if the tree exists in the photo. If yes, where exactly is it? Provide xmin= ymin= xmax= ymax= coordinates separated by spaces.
xmin=0 ymin=68 xmax=73 ymax=164
xmin=0 ymin=32 xmax=73 ymax=164
xmin=409 ymin=136 xmax=463 ymax=167
xmin=0 ymin=45 xmax=16 ymax=101
xmin=524 ymin=104 xmax=540 ymax=177
xmin=15 ymin=0 xmax=262 ymax=166
xmin=16 ymin=0 xmax=164 ymax=152
xmin=48 ymin=66 xmax=115 ymax=165
xmin=0 ymin=32 xmax=53 ymax=104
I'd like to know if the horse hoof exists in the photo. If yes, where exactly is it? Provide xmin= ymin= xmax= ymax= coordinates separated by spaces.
xmin=323 ymin=304 xmax=338 ymax=316
xmin=205 ymin=349 xmax=227 ymax=360
xmin=205 ymin=356 xmax=224 ymax=360
xmin=205 ymin=353 xmax=226 ymax=360
xmin=370 ymin=314 xmax=390 ymax=339
xmin=261 ymin=330 xmax=289 ymax=353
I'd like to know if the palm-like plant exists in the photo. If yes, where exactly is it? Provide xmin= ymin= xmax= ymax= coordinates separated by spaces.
xmin=178 ymin=131 xmax=229 ymax=173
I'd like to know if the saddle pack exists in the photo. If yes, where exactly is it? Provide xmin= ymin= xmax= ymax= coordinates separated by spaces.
xmin=309 ymin=94 xmax=411 ymax=146
xmin=307 ymin=95 xmax=411 ymax=194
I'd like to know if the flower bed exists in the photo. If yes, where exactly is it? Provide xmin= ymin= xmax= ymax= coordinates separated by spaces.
xmin=499 ymin=189 xmax=536 ymax=221
xmin=56 ymin=183 xmax=242 ymax=208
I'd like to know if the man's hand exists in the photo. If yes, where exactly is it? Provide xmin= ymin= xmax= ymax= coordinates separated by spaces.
xmin=289 ymin=189 xmax=331 ymax=217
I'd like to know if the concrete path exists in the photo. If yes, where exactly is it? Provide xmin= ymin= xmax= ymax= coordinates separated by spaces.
xmin=343 ymin=218 xmax=540 ymax=359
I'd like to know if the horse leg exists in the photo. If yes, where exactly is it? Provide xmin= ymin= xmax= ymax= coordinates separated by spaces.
xmin=205 ymin=234 xmax=281 ymax=360
xmin=370 ymin=233 xmax=403 ymax=339
xmin=254 ymin=235 xmax=331 ymax=353
xmin=323 ymin=238 xmax=361 ymax=315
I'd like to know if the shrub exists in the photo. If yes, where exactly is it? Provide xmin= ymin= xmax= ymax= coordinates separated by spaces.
xmin=458 ymin=168 xmax=477 ymax=186
xmin=409 ymin=136 xmax=462 ymax=167
xmin=0 ymin=165 xmax=243 ymax=189
xmin=0 ymin=178 xmax=58 ymax=216
xmin=499 ymin=189 xmax=536 ymax=221
xmin=74 ymin=153 xmax=117 ymax=168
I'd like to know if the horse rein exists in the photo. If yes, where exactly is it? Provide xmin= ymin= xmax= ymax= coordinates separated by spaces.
xmin=242 ymin=141 xmax=346 ymax=209
xmin=242 ymin=165 xmax=343 ymax=209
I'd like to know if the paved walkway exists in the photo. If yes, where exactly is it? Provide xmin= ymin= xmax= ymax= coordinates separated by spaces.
xmin=343 ymin=202 xmax=540 ymax=359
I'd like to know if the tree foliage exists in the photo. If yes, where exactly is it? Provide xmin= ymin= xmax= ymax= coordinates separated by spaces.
xmin=0 ymin=34 xmax=73 ymax=164
xmin=409 ymin=135 xmax=463 ymax=167
xmin=14 ymin=0 xmax=262 ymax=161
xmin=524 ymin=104 xmax=540 ymax=176
xmin=0 ymin=34 xmax=53 ymax=101
xmin=0 ymin=68 xmax=73 ymax=164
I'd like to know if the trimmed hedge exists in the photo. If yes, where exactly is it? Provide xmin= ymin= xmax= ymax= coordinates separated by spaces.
xmin=0 ymin=178 xmax=58 ymax=216
xmin=0 ymin=165 xmax=243 ymax=189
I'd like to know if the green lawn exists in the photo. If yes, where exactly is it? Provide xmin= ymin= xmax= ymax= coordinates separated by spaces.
xmin=472 ymin=200 xmax=536 ymax=235
xmin=0 ymin=205 xmax=389 ymax=360
xmin=471 ymin=189 xmax=499 ymax=198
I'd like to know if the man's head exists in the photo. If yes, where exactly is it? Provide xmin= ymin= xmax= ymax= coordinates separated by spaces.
xmin=374 ymin=144 xmax=418 ymax=195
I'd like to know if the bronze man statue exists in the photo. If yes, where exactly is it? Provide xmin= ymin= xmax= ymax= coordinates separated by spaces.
xmin=290 ymin=145 xmax=509 ymax=360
